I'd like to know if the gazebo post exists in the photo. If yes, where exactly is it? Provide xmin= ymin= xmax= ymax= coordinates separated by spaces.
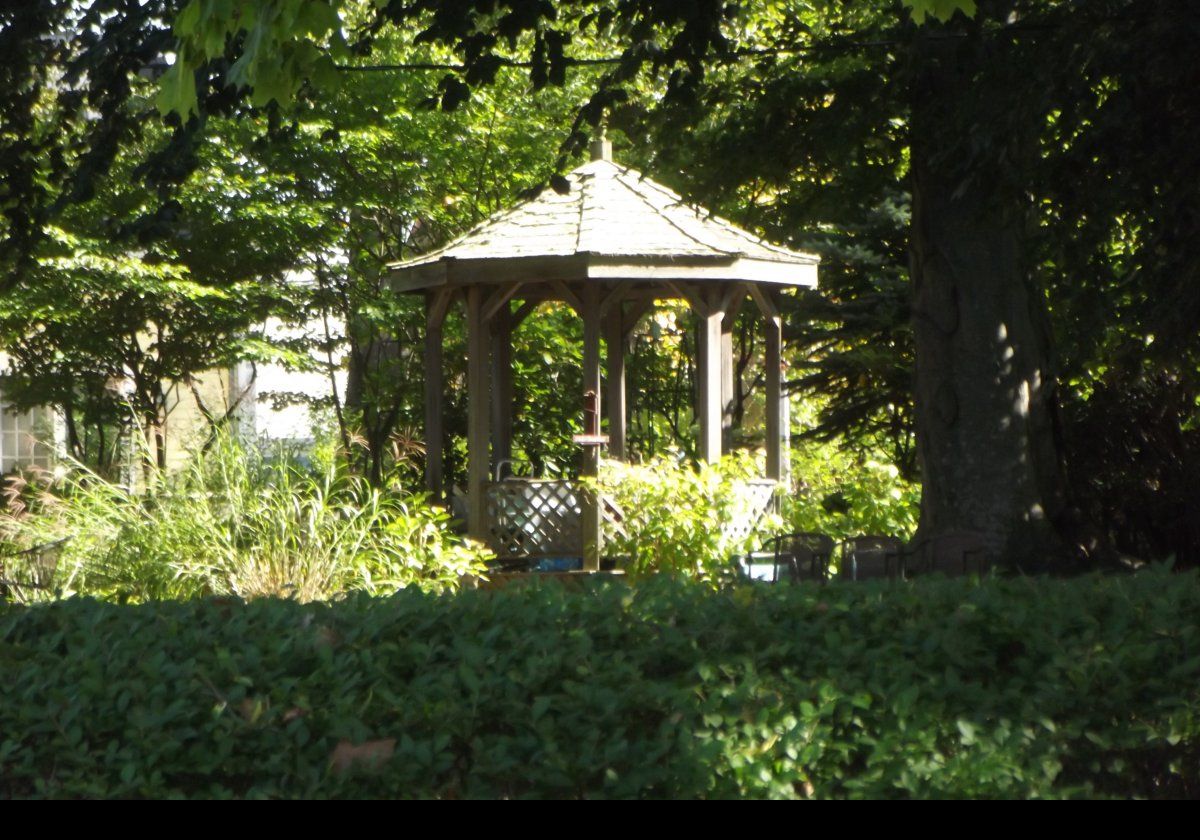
xmin=695 ymin=286 xmax=724 ymax=464
xmin=423 ymin=289 xmax=450 ymax=501
xmin=581 ymin=283 xmax=603 ymax=571
xmin=490 ymin=299 xmax=514 ymax=472
xmin=721 ymin=288 xmax=745 ymax=450
xmin=465 ymin=285 xmax=491 ymax=540
xmin=752 ymin=286 xmax=785 ymax=482
xmin=604 ymin=304 xmax=626 ymax=460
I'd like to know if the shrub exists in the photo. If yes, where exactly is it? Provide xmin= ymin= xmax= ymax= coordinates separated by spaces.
xmin=0 ymin=436 xmax=489 ymax=603
xmin=594 ymin=452 xmax=781 ymax=583
xmin=783 ymin=441 xmax=920 ymax=542
xmin=0 ymin=571 xmax=1198 ymax=798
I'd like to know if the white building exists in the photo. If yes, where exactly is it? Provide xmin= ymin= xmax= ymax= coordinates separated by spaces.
xmin=0 ymin=314 xmax=347 ymax=475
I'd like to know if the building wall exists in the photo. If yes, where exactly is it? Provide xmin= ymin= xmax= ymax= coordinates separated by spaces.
xmin=157 ymin=316 xmax=347 ymax=463
xmin=159 ymin=367 xmax=239 ymax=470
xmin=249 ymin=316 xmax=348 ymax=446
xmin=0 ymin=313 xmax=348 ymax=473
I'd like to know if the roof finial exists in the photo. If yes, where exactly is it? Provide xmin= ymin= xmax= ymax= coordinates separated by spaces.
xmin=589 ymin=119 xmax=612 ymax=162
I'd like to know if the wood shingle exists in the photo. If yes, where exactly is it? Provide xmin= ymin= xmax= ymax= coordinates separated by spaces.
xmin=389 ymin=157 xmax=819 ymax=292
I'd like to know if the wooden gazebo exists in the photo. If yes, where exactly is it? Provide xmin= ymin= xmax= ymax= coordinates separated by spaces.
xmin=388 ymin=136 xmax=819 ymax=568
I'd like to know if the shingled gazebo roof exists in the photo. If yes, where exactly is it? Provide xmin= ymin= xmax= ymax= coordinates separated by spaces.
xmin=389 ymin=157 xmax=819 ymax=291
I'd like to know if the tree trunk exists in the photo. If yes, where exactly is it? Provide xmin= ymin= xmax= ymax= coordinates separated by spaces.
xmin=345 ymin=325 xmax=401 ymax=484
xmin=909 ymin=36 xmax=1068 ymax=571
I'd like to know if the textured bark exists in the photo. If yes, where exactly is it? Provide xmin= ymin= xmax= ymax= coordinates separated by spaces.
xmin=909 ymin=39 xmax=1068 ymax=570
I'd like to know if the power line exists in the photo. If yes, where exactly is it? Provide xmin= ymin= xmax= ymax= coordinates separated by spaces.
xmin=331 ymin=21 xmax=1082 ymax=76
xmin=334 ymin=42 xmax=902 ymax=74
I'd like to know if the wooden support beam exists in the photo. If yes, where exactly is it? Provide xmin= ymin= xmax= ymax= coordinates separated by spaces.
xmin=511 ymin=299 xmax=538 ymax=329
xmin=720 ymin=282 xmax=747 ymax=317
xmin=423 ymin=290 xmax=449 ymax=501
xmin=426 ymin=288 xmax=452 ymax=331
xmin=721 ymin=321 xmax=736 ymax=451
xmin=581 ymin=284 xmax=603 ymax=571
xmin=622 ymin=297 xmax=655 ymax=341
xmin=484 ymin=281 xmax=523 ymax=322
xmin=513 ymin=286 xmax=656 ymax=317
xmin=465 ymin=285 xmax=491 ymax=541
xmin=550 ymin=280 xmax=584 ymax=315
xmin=695 ymin=286 xmax=724 ymax=464
xmin=490 ymin=301 xmax=514 ymax=472
xmin=665 ymin=280 xmax=708 ymax=316
xmin=763 ymin=295 xmax=784 ymax=483
xmin=749 ymin=283 xmax=781 ymax=319
xmin=781 ymin=359 xmax=792 ymax=489
xmin=599 ymin=280 xmax=633 ymax=317
xmin=720 ymin=285 xmax=747 ymax=448
xmin=605 ymin=306 xmax=627 ymax=461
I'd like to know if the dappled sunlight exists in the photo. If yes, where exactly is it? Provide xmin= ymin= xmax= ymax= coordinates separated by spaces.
xmin=2 ymin=0 xmax=1197 ymax=801
xmin=2 ymin=573 xmax=1197 ymax=797
xmin=0 ymin=435 xmax=489 ymax=604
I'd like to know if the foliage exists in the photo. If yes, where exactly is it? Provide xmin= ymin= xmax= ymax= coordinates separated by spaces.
xmin=622 ymin=3 xmax=916 ymax=473
xmin=277 ymin=56 xmax=604 ymax=482
xmin=0 ymin=61 xmax=313 ymax=469
xmin=1031 ymin=3 xmax=1200 ymax=567
xmin=906 ymin=0 xmax=978 ymax=24
xmin=1062 ymin=371 xmax=1200 ymax=567
xmin=0 ymin=0 xmax=185 ymax=290
xmin=160 ymin=0 xmax=347 ymax=116
xmin=2 ymin=15 xmax=606 ymax=483
xmin=0 ymin=435 xmax=489 ymax=603
xmin=609 ymin=0 xmax=1200 ymax=564
xmin=0 ymin=223 xmax=294 ymax=470
xmin=2 ymin=571 xmax=1199 ymax=798
xmin=784 ymin=439 xmax=920 ymax=543
xmin=158 ymin=1 xmax=969 ymax=117
xmin=7 ymin=0 xmax=1200 ymax=567
xmin=509 ymin=303 xmax=585 ymax=477
xmin=594 ymin=452 xmax=780 ymax=584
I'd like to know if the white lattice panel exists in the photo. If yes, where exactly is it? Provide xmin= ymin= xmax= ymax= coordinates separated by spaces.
xmin=485 ymin=480 xmax=582 ymax=558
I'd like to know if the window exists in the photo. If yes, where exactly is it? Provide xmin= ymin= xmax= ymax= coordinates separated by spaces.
xmin=0 ymin=396 xmax=52 ymax=473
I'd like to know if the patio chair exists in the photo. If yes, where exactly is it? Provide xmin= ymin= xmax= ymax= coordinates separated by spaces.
xmin=757 ymin=532 xmax=835 ymax=583
xmin=840 ymin=535 xmax=903 ymax=581
xmin=902 ymin=530 xmax=988 ymax=578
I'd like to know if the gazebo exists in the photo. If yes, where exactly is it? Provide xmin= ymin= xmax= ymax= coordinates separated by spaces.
xmin=388 ymin=136 xmax=819 ymax=569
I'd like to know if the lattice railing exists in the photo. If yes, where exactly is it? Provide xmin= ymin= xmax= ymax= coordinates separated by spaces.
xmin=483 ymin=477 xmax=771 ymax=560
xmin=725 ymin=480 xmax=778 ymax=544
xmin=485 ymin=480 xmax=583 ymax=558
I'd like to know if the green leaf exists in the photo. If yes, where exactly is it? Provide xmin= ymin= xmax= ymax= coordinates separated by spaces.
xmin=309 ymin=55 xmax=342 ymax=93
xmin=905 ymin=0 xmax=977 ymax=24
xmin=155 ymin=60 xmax=198 ymax=118
xmin=174 ymin=0 xmax=202 ymax=37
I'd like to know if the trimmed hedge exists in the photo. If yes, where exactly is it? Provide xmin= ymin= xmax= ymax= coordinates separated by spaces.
xmin=2 ymin=572 xmax=1199 ymax=798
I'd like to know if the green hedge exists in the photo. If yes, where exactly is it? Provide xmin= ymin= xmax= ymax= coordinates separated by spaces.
xmin=2 ymin=572 xmax=1199 ymax=798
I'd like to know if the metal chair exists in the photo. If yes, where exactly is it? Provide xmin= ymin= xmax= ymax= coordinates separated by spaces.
xmin=902 ymin=530 xmax=988 ymax=578
xmin=763 ymin=532 xmax=835 ymax=583
xmin=840 ymin=535 xmax=903 ymax=581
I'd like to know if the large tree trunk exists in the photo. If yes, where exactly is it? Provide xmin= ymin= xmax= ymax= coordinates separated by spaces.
xmin=909 ymin=35 xmax=1068 ymax=571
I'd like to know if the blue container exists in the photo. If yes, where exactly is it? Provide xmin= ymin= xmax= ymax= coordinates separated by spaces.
xmin=535 ymin=556 xmax=583 ymax=572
